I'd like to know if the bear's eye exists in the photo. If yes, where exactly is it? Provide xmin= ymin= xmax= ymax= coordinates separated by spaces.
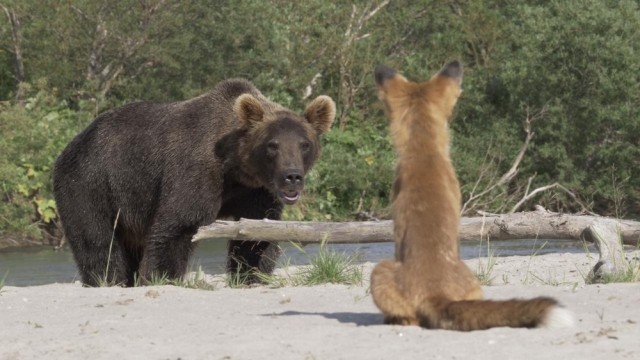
xmin=300 ymin=141 xmax=311 ymax=152
xmin=267 ymin=141 xmax=279 ymax=153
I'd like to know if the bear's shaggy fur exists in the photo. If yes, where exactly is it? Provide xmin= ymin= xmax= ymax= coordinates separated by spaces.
xmin=53 ymin=79 xmax=335 ymax=286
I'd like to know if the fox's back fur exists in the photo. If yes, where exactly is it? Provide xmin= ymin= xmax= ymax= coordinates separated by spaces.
xmin=370 ymin=61 xmax=573 ymax=331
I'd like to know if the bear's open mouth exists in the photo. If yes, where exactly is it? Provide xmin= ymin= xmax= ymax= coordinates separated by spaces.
xmin=279 ymin=190 xmax=301 ymax=205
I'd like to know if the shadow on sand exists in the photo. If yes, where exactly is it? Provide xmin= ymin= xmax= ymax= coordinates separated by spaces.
xmin=268 ymin=311 xmax=383 ymax=326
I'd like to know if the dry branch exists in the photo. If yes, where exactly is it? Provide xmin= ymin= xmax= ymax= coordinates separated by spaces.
xmin=193 ymin=208 xmax=640 ymax=247
xmin=337 ymin=0 xmax=390 ymax=130
xmin=510 ymin=182 xmax=592 ymax=214
xmin=461 ymin=107 xmax=541 ymax=214
xmin=583 ymin=221 xmax=629 ymax=283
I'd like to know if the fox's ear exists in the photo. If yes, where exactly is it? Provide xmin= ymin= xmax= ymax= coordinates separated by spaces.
xmin=375 ymin=65 xmax=397 ymax=87
xmin=375 ymin=65 xmax=408 ymax=88
xmin=437 ymin=60 xmax=463 ymax=86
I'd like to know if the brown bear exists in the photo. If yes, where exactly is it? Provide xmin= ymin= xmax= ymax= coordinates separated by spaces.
xmin=53 ymin=79 xmax=335 ymax=286
xmin=370 ymin=62 xmax=573 ymax=330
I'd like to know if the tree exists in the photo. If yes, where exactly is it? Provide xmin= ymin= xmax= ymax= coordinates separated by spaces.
xmin=0 ymin=2 xmax=26 ymax=99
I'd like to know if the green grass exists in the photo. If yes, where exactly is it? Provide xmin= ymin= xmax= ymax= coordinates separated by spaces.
xmin=474 ymin=239 xmax=497 ymax=286
xmin=225 ymin=266 xmax=254 ymax=289
xmin=522 ymin=239 xmax=548 ymax=285
xmin=291 ymin=238 xmax=363 ymax=286
xmin=182 ymin=265 xmax=217 ymax=290
xmin=0 ymin=272 xmax=7 ymax=292
xmin=251 ymin=256 xmax=295 ymax=288
xmin=528 ymin=270 xmax=573 ymax=287
xmin=92 ymin=208 xmax=124 ymax=287
xmin=91 ymin=227 xmax=363 ymax=289
xmin=242 ymin=238 xmax=364 ymax=288
xmin=595 ymin=259 xmax=640 ymax=284
xmin=91 ymin=272 xmax=126 ymax=287
xmin=222 ymin=253 xmax=288 ymax=288
xmin=473 ymin=216 xmax=497 ymax=285
xmin=133 ymin=266 xmax=217 ymax=290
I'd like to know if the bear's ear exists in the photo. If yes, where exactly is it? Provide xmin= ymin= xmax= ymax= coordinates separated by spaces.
xmin=304 ymin=95 xmax=336 ymax=134
xmin=234 ymin=94 xmax=265 ymax=127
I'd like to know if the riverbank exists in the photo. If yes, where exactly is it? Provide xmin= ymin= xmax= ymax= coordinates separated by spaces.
xmin=0 ymin=236 xmax=46 ymax=250
xmin=1 ymin=252 xmax=639 ymax=359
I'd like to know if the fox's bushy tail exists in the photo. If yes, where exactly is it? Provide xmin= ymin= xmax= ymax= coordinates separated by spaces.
xmin=419 ymin=297 xmax=574 ymax=331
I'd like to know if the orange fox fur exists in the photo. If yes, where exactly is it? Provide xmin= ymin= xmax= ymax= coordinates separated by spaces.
xmin=370 ymin=61 xmax=573 ymax=331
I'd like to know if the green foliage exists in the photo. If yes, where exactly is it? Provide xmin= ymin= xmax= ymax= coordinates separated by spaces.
xmin=1 ymin=0 xmax=639 ymax=244
xmin=284 ymin=122 xmax=395 ymax=221
xmin=0 ymin=85 xmax=92 ymax=240
xmin=0 ymin=50 xmax=15 ymax=99
xmin=492 ymin=0 xmax=640 ymax=216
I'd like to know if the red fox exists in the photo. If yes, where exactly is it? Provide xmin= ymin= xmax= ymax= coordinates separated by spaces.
xmin=370 ymin=61 xmax=574 ymax=330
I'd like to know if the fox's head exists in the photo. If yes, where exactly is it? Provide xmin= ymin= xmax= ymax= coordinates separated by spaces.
xmin=374 ymin=61 xmax=463 ymax=152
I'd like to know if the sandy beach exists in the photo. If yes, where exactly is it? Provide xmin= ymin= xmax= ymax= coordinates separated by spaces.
xmin=1 ymin=251 xmax=639 ymax=360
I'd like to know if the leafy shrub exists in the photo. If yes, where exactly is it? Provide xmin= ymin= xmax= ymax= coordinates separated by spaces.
xmin=283 ymin=121 xmax=395 ymax=221
xmin=0 ymin=83 xmax=92 ymax=241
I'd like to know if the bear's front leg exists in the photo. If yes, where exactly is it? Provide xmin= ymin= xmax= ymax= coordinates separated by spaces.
xmin=223 ymin=188 xmax=283 ymax=284
xmin=227 ymin=240 xmax=282 ymax=283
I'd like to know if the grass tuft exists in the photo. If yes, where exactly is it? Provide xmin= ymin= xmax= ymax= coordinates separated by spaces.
xmin=0 ymin=271 xmax=7 ymax=292
xmin=596 ymin=258 xmax=640 ymax=284
xmin=182 ymin=265 xmax=217 ymax=290
xmin=92 ymin=273 xmax=125 ymax=287
xmin=522 ymin=239 xmax=548 ymax=285
xmin=225 ymin=267 xmax=254 ymax=289
xmin=133 ymin=266 xmax=217 ymax=290
xmin=293 ymin=238 xmax=363 ymax=286
xmin=474 ymin=240 xmax=497 ymax=286
xmin=92 ymin=208 xmax=124 ymax=287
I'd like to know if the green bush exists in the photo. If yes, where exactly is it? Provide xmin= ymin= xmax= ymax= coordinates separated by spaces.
xmin=2 ymin=0 xmax=640 ymax=244
xmin=283 ymin=121 xmax=395 ymax=221
xmin=0 ymin=84 xmax=92 ymax=241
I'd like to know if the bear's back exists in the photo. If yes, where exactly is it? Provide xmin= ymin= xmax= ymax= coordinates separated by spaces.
xmin=58 ymin=79 xmax=261 ymax=167
xmin=53 ymin=79 xmax=265 ymax=209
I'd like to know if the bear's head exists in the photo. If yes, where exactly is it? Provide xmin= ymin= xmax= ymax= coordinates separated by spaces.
xmin=233 ymin=94 xmax=335 ymax=205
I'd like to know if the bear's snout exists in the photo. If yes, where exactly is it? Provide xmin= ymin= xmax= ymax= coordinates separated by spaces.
xmin=284 ymin=170 xmax=303 ymax=186
xmin=277 ymin=169 xmax=304 ymax=204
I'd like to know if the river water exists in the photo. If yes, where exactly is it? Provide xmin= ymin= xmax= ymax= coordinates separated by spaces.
xmin=0 ymin=239 xmax=588 ymax=286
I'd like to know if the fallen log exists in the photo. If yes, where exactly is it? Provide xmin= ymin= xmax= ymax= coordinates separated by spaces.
xmin=193 ymin=208 xmax=640 ymax=246
xmin=193 ymin=208 xmax=640 ymax=281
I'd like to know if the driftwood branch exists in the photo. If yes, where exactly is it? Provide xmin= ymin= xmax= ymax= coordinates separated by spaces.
xmin=583 ymin=222 xmax=629 ymax=283
xmin=194 ymin=219 xmax=391 ymax=244
xmin=193 ymin=208 xmax=640 ymax=280
xmin=193 ymin=208 xmax=640 ymax=247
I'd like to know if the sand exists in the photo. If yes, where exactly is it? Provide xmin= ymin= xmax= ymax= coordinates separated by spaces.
xmin=1 ymin=251 xmax=639 ymax=360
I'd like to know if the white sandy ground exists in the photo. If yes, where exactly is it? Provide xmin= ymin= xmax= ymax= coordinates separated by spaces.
xmin=1 ymin=251 xmax=639 ymax=360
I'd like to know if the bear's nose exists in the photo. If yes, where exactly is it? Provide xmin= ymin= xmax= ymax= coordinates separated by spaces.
xmin=284 ymin=170 xmax=303 ymax=186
